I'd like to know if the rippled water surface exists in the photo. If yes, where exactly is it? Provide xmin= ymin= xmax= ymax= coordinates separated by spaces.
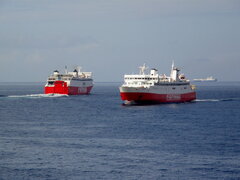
xmin=0 ymin=82 xmax=240 ymax=179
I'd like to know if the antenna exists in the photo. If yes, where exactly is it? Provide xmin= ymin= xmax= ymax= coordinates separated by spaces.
xmin=65 ymin=65 xmax=68 ymax=74
xmin=172 ymin=60 xmax=175 ymax=69
xmin=77 ymin=66 xmax=82 ymax=73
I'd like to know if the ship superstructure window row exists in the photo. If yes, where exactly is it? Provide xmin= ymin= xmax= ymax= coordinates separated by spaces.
xmin=125 ymin=77 xmax=158 ymax=80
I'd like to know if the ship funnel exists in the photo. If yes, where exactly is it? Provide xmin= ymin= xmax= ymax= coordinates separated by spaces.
xmin=150 ymin=68 xmax=158 ymax=76
xmin=170 ymin=63 xmax=180 ymax=81
xmin=73 ymin=69 xmax=78 ymax=77
xmin=53 ymin=70 xmax=59 ymax=76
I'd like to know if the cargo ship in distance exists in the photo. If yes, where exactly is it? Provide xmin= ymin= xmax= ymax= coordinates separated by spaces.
xmin=45 ymin=66 xmax=93 ymax=95
xmin=193 ymin=76 xmax=217 ymax=82
xmin=119 ymin=63 xmax=196 ymax=104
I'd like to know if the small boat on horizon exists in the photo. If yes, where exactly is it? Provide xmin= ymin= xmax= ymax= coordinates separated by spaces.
xmin=193 ymin=76 xmax=217 ymax=82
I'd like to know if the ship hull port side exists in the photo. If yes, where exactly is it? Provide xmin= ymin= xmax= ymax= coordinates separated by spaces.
xmin=119 ymin=63 xmax=196 ymax=104
xmin=45 ymin=81 xmax=93 ymax=95
xmin=120 ymin=86 xmax=196 ymax=103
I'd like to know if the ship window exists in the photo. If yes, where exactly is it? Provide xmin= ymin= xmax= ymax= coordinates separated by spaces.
xmin=48 ymin=81 xmax=54 ymax=85
xmin=172 ymin=87 xmax=176 ymax=90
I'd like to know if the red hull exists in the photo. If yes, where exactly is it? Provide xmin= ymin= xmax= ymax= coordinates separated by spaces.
xmin=120 ymin=92 xmax=196 ymax=103
xmin=45 ymin=81 xmax=93 ymax=95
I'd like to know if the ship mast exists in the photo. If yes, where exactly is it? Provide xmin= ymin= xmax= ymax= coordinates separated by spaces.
xmin=77 ymin=66 xmax=82 ymax=74
xmin=170 ymin=61 xmax=180 ymax=82
xmin=65 ymin=65 xmax=68 ymax=74
xmin=139 ymin=64 xmax=148 ymax=75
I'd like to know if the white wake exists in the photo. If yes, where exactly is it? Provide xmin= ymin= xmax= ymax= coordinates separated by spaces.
xmin=195 ymin=99 xmax=220 ymax=102
xmin=8 ymin=94 xmax=68 ymax=98
xmin=195 ymin=98 xmax=240 ymax=102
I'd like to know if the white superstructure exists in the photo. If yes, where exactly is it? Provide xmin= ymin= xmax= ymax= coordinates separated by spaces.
xmin=123 ymin=63 xmax=189 ymax=88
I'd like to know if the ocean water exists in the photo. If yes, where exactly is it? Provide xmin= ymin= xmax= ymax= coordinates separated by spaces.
xmin=0 ymin=82 xmax=240 ymax=180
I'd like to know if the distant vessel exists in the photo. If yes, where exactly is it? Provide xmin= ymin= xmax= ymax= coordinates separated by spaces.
xmin=193 ymin=76 xmax=217 ymax=82
xmin=119 ymin=63 xmax=196 ymax=104
xmin=45 ymin=66 xmax=93 ymax=95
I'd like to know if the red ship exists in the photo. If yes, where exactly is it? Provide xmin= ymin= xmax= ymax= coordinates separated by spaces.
xmin=119 ymin=63 xmax=196 ymax=104
xmin=45 ymin=67 xmax=93 ymax=95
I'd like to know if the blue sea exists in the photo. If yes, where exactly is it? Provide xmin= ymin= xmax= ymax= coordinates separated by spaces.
xmin=0 ymin=82 xmax=240 ymax=180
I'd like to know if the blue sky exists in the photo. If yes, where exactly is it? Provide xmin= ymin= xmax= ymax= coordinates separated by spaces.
xmin=0 ymin=0 xmax=239 ymax=82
